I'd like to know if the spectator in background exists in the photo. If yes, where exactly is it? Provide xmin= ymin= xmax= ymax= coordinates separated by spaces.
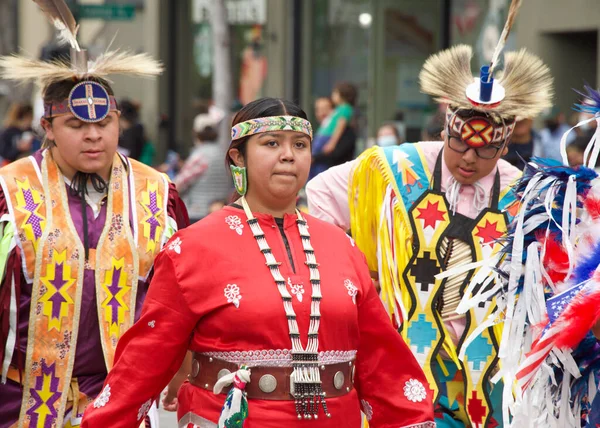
xmin=503 ymin=118 xmax=540 ymax=167
xmin=118 ymin=99 xmax=146 ymax=160
xmin=376 ymin=123 xmax=403 ymax=147
xmin=0 ymin=103 xmax=35 ymax=163
xmin=392 ymin=111 xmax=407 ymax=144
xmin=310 ymin=82 xmax=357 ymax=179
xmin=314 ymin=96 xmax=334 ymax=125
xmin=535 ymin=106 xmax=575 ymax=162
xmin=566 ymin=142 xmax=585 ymax=167
xmin=174 ymin=111 xmax=232 ymax=223
xmin=421 ymin=111 xmax=445 ymax=141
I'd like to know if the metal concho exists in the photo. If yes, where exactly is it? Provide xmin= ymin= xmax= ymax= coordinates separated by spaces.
xmin=191 ymin=359 xmax=200 ymax=378
xmin=333 ymin=371 xmax=345 ymax=390
xmin=258 ymin=374 xmax=278 ymax=393
xmin=217 ymin=369 xmax=231 ymax=380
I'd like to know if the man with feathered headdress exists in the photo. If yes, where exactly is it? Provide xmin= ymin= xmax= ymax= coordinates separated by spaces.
xmin=0 ymin=1 xmax=189 ymax=426
xmin=306 ymin=1 xmax=553 ymax=426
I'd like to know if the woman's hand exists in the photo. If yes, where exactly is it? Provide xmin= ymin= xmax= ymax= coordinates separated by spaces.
xmin=161 ymin=388 xmax=178 ymax=412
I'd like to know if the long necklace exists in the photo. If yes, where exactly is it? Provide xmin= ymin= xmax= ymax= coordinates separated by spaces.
xmin=241 ymin=197 xmax=330 ymax=420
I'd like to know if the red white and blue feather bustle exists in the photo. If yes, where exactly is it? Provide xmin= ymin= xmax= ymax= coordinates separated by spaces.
xmin=456 ymin=86 xmax=600 ymax=427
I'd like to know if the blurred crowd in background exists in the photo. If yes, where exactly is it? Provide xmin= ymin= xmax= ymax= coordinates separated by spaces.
xmin=2 ymin=79 xmax=597 ymax=222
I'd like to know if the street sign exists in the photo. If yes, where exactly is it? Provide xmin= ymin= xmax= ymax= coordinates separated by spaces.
xmin=77 ymin=4 xmax=136 ymax=21
xmin=193 ymin=0 xmax=266 ymax=24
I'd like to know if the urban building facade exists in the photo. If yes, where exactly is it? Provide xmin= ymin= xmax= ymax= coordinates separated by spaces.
xmin=8 ymin=0 xmax=600 ymax=157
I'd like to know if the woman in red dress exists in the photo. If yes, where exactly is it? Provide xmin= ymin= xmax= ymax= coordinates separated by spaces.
xmin=82 ymin=98 xmax=434 ymax=428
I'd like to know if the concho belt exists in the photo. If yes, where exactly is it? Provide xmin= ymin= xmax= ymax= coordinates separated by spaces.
xmin=189 ymin=352 xmax=355 ymax=400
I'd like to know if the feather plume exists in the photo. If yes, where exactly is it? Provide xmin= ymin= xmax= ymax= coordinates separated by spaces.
xmin=489 ymin=0 xmax=522 ymax=77
xmin=0 ymin=50 xmax=162 ymax=88
xmin=497 ymin=49 xmax=554 ymax=118
xmin=0 ymin=55 xmax=76 ymax=86
xmin=419 ymin=44 xmax=474 ymax=110
xmin=87 ymin=50 xmax=163 ymax=79
xmin=33 ymin=0 xmax=80 ymax=50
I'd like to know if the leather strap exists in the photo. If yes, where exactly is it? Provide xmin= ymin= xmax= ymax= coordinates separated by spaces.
xmin=189 ymin=352 xmax=355 ymax=401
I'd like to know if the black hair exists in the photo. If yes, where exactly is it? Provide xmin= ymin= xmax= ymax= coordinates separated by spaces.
xmin=197 ymin=125 xmax=219 ymax=142
xmin=333 ymin=82 xmax=358 ymax=106
xmin=119 ymin=99 xmax=140 ymax=123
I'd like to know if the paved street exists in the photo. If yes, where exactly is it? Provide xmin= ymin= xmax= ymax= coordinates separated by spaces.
xmin=159 ymin=407 xmax=178 ymax=427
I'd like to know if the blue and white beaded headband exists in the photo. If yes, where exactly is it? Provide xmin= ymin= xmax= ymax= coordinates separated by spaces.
xmin=43 ymin=80 xmax=119 ymax=123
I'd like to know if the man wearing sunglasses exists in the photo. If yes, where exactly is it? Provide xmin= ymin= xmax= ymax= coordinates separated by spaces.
xmin=306 ymin=44 xmax=553 ymax=426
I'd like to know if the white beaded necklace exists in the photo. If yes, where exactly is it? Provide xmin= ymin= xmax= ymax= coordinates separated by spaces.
xmin=240 ymin=197 xmax=329 ymax=419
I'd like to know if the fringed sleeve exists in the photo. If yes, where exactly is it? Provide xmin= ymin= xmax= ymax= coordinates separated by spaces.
xmin=348 ymin=147 xmax=414 ymax=329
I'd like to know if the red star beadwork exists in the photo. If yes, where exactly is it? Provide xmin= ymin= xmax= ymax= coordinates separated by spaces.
xmin=475 ymin=220 xmax=503 ymax=246
xmin=416 ymin=201 xmax=446 ymax=229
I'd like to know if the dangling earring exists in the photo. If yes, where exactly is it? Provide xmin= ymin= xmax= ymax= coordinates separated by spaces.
xmin=230 ymin=165 xmax=247 ymax=196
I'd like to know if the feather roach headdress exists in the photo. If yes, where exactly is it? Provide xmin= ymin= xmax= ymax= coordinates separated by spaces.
xmin=419 ymin=0 xmax=553 ymax=147
xmin=0 ymin=0 xmax=163 ymax=123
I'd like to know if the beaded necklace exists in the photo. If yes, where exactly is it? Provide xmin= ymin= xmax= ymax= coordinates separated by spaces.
xmin=241 ymin=197 xmax=330 ymax=419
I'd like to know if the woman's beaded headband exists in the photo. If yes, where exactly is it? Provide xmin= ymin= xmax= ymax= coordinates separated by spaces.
xmin=231 ymin=115 xmax=313 ymax=141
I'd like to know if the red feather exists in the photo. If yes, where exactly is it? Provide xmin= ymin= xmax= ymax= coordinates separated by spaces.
xmin=584 ymin=197 xmax=600 ymax=220
xmin=538 ymin=232 xmax=569 ymax=285
xmin=553 ymin=283 xmax=600 ymax=349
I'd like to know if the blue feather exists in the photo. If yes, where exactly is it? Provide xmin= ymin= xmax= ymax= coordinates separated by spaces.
xmin=574 ymin=85 xmax=600 ymax=116
xmin=572 ymin=241 xmax=600 ymax=284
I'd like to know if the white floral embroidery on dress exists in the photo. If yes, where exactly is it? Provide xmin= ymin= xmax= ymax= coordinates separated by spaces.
xmin=288 ymin=277 xmax=304 ymax=302
xmin=224 ymin=284 xmax=242 ymax=308
xmin=167 ymin=237 xmax=182 ymax=254
xmin=403 ymin=378 xmax=427 ymax=403
xmin=360 ymin=399 xmax=373 ymax=421
xmin=148 ymin=320 xmax=155 ymax=328
xmin=93 ymin=385 xmax=111 ymax=408
xmin=344 ymin=279 xmax=358 ymax=305
xmin=137 ymin=398 xmax=153 ymax=421
xmin=225 ymin=215 xmax=244 ymax=235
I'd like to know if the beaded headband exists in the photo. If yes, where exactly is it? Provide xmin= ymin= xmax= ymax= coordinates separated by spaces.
xmin=231 ymin=115 xmax=313 ymax=141
xmin=445 ymin=106 xmax=515 ymax=147
xmin=44 ymin=81 xmax=119 ymax=122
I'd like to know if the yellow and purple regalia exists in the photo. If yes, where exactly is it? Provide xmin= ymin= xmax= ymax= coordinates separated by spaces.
xmin=0 ymin=150 xmax=188 ymax=427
